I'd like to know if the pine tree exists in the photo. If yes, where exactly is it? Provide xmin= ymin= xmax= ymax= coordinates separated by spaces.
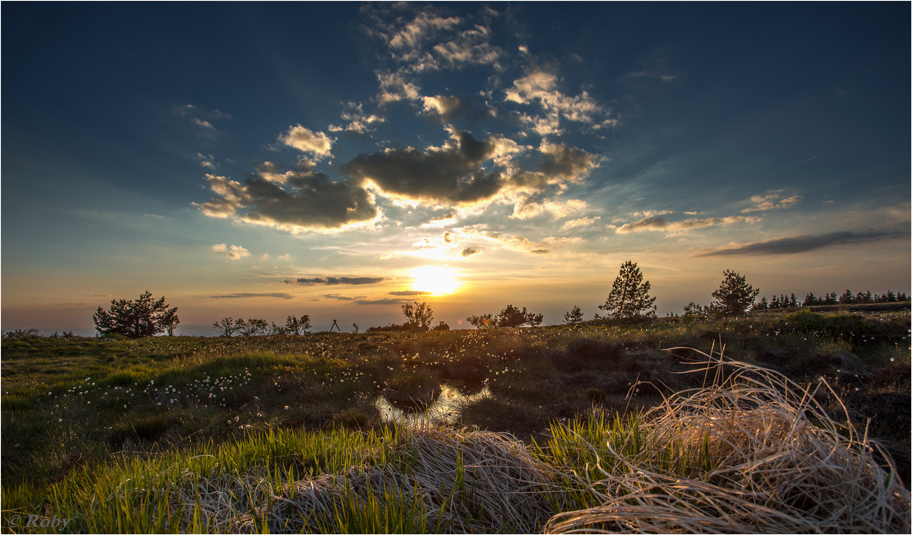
xmin=711 ymin=270 xmax=760 ymax=316
xmin=754 ymin=297 xmax=769 ymax=311
xmin=563 ymin=305 xmax=584 ymax=325
xmin=770 ymin=295 xmax=780 ymax=309
xmin=599 ymin=261 xmax=657 ymax=320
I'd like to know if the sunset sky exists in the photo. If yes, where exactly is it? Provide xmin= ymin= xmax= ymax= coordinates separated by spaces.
xmin=3 ymin=2 xmax=909 ymax=335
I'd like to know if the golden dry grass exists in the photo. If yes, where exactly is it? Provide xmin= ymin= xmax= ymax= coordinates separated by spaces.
xmin=544 ymin=346 xmax=911 ymax=533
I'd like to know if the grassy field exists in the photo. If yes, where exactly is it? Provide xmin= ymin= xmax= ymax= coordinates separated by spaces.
xmin=1 ymin=305 xmax=910 ymax=532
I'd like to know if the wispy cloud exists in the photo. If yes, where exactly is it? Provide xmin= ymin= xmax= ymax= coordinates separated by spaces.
xmin=211 ymin=243 xmax=250 ymax=259
xmin=210 ymin=293 xmax=294 ymax=299
xmin=560 ymin=216 xmax=600 ymax=231
xmin=741 ymin=190 xmax=803 ymax=213
xmin=389 ymin=290 xmax=434 ymax=296
xmin=285 ymin=276 xmax=384 ymax=285
xmin=461 ymin=247 xmax=480 ymax=257
xmin=616 ymin=215 xmax=757 ymax=234
xmin=328 ymin=101 xmax=385 ymax=133
xmin=696 ymin=230 xmax=909 ymax=256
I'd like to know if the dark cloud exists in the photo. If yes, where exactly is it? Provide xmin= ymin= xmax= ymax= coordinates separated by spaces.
xmin=210 ymin=293 xmax=294 ymax=299
xmin=443 ymin=231 xmax=454 ymax=243
xmin=355 ymin=298 xmax=409 ymax=305
xmin=530 ymin=249 xmax=550 ymax=254
xmin=389 ymin=290 xmax=434 ymax=296
xmin=285 ymin=277 xmax=384 ymax=285
xmin=342 ymin=130 xmax=504 ymax=204
xmin=196 ymin=170 xmax=378 ymax=231
xmin=323 ymin=294 xmax=356 ymax=301
xmin=423 ymin=95 xmax=496 ymax=123
xmin=697 ymin=230 xmax=908 ymax=257
xmin=461 ymin=247 xmax=480 ymax=257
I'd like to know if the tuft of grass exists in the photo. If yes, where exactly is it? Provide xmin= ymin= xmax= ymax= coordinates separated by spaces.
xmin=543 ymin=347 xmax=912 ymax=534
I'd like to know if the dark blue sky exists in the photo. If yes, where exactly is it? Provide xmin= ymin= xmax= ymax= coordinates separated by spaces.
xmin=3 ymin=2 xmax=909 ymax=332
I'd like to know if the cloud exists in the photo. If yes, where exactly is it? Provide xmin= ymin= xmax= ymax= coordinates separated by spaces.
xmin=505 ymin=69 xmax=611 ymax=132
xmin=461 ymin=247 xmax=480 ymax=257
xmin=195 ymin=171 xmax=379 ymax=232
xmin=511 ymin=198 xmax=588 ymax=220
xmin=741 ymin=190 xmax=803 ymax=213
xmin=443 ymin=231 xmax=454 ymax=243
xmin=389 ymin=290 xmax=434 ymax=296
xmin=363 ymin=4 xmax=501 ymax=72
xmin=323 ymin=294 xmax=356 ymax=301
xmin=696 ymin=230 xmax=909 ymax=257
xmin=421 ymin=95 xmax=495 ymax=123
xmin=343 ymin=129 xmax=503 ymax=204
xmin=560 ymin=216 xmax=600 ymax=231
xmin=211 ymin=243 xmax=250 ymax=259
xmin=285 ymin=277 xmax=384 ymax=285
xmin=328 ymin=101 xmax=385 ymax=133
xmin=375 ymin=70 xmax=422 ymax=107
xmin=210 ymin=293 xmax=294 ymax=299
xmin=421 ymin=211 xmax=458 ymax=228
xmin=198 ymin=153 xmax=216 ymax=169
xmin=281 ymin=125 xmax=333 ymax=158
xmin=616 ymin=215 xmax=757 ymax=234
xmin=355 ymin=298 xmax=409 ymax=305
xmin=463 ymin=229 xmax=576 ymax=255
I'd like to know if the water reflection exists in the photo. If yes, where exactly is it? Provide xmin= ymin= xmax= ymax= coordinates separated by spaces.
xmin=375 ymin=383 xmax=490 ymax=428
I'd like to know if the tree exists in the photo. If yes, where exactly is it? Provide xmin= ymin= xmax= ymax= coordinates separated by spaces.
xmin=711 ymin=270 xmax=759 ymax=316
xmin=285 ymin=315 xmax=312 ymax=335
xmin=402 ymin=301 xmax=433 ymax=329
xmin=493 ymin=305 xmax=543 ymax=327
xmin=754 ymin=297 xmax=769 ymax=311
xmin=563 ymin=305 xmax=584 ymax=325
xmin=94 ymin=291 xmax=179 ymax=339
xmin=235 ymin=318 xmax=268 ymax=336
xmin=839 ymin=289 xmax=855 ymax=304
xmin=599 ymin=261 xmax=656 ymax=320
xmin=683 ymin=302 xmax=711 ymax=316
xmin=213 ymin=317 xmax=237 ymax=336
xmin=467 ymin=313 xmax=495 ymax=329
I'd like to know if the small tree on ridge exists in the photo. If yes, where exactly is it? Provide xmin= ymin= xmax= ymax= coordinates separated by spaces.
xmin=599 ymin=261 xmax=656 ymax=320
xmin=711 ymin=270 xmax=759 ymax=316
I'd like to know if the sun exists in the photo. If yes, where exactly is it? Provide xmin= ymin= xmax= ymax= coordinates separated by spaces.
xmin=411 ymin=266 xmax=460 ymax=295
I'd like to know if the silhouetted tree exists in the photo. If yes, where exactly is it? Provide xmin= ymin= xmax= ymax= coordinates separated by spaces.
xmin=754 ymin=297 xmax=769 ymax=311
xmin=711 ymin=270 xmax=759 ymax=316
xmin=94 ymin=291 xmax=179 ymax=339
xmin=285 ymin=315 xmax=312 ymax=335
xmin=235 ymin=318 xmax=268 ymax=336
xmin=402 ymin=301 xmax=433 ymax=329
xmin=683 ymin=302 xmax=711 ymax=316
xmin=497 ymin=305 xmax=543 ymax=327
xmin=563 ymin=305 xmax=584 ymax=325
xmin=467 ymin=313 xmax=495 ymax=329
xmin=432 ymin=321 xmax=450 ymax=331
xmin=213 ymin=317 xmax=237 ymax=336
xmin=599 ymin=261 xmax=656 ymax=320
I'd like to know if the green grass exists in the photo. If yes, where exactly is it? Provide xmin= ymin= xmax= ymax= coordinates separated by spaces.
xmin=1 ymin=308 xmax=909 ymax=532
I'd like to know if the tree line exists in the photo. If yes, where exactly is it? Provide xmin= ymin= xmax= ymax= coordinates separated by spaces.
xmin=89 ymin=271 xmax=909 ymax=339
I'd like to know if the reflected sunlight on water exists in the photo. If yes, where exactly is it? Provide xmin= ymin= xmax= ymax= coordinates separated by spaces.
xmin=375 ymin=383 xmax=490 ymax=428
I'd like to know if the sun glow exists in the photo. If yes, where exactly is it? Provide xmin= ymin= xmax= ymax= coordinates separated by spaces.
xmin=411 ymin=266 xmax=460 ymax=295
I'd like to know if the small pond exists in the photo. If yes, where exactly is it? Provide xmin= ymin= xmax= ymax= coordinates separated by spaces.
xmin=375 ymin=383 xmax=491 ymax=428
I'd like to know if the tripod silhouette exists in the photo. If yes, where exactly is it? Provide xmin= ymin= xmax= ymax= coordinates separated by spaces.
xmin=330 ymin=319 xmax=341 ymax=332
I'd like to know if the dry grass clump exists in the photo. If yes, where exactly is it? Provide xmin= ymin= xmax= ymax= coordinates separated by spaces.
xmin=176 ymin=428 xmax=557 ymax=533
xmin=545 ymin=346 xmax=911 ymax=534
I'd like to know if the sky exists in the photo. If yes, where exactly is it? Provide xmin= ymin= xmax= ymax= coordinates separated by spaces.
xmin=2 ymin=2 xmax=910 ymax=335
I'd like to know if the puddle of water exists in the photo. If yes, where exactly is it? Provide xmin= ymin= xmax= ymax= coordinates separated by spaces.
xmin=375 ymin=383 xmax=491 ymax=428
